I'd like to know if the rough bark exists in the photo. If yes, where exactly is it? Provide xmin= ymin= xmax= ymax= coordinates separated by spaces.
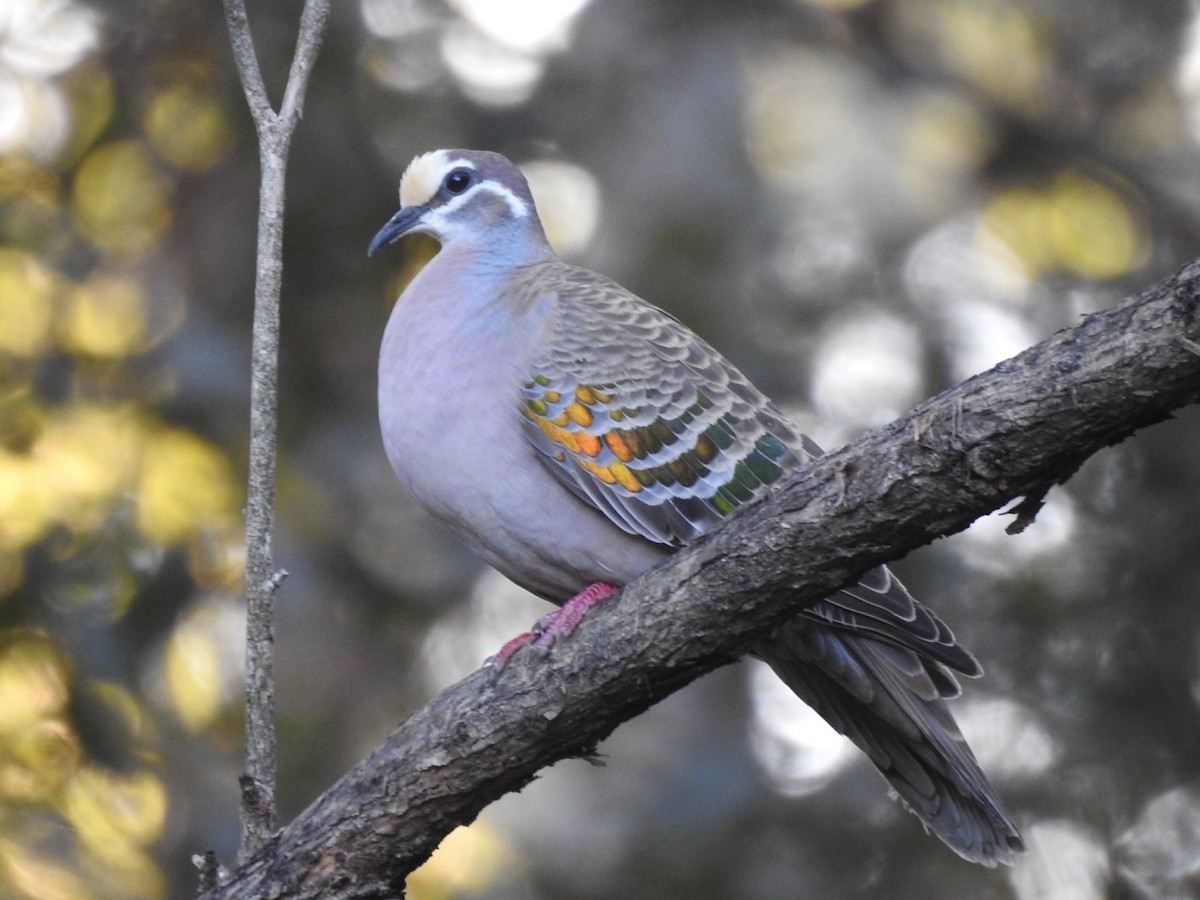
xmin=201 ymin=260 xmax=1200 ymax=898
xmin=221 ymin=0 xmax=331 ymax=861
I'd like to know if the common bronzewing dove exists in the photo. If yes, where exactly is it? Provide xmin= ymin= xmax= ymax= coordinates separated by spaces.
xmin=370 ymin=149 xmax=1023 ymax=865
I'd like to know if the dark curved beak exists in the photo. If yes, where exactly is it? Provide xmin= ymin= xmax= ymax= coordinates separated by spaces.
xmin=368 ymin=205 xmax=427 ymax=256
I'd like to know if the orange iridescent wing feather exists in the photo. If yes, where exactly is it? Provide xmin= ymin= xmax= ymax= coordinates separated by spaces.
xmin=514 ymin=261 xmax=977 ymax=675
xmin=518 ymin=263 xmax=807 ymax=547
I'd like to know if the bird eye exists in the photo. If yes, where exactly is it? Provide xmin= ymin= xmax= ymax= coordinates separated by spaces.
xmin=444 ymin=169 xmax=473 ymax=195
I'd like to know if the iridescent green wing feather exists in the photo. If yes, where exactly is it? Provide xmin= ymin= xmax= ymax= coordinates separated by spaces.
xmin=517 ymin=262 xmax=980 ymax=678
xmin=518 ymin=263 xmax=809 ymax=547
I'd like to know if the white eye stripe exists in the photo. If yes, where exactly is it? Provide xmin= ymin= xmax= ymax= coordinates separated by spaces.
xmin=479 ymin=182 xmax=529 ymax=218
xmin=435 ymin=181 xmax=529 ymax=219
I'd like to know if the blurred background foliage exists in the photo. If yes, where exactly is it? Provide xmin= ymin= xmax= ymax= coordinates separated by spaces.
xmin=1 ymin=0 xmax=1199 ymax=897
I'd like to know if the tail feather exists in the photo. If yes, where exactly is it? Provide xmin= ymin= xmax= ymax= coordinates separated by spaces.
xmin=756 ymin=575 xmax=1024 ymax=866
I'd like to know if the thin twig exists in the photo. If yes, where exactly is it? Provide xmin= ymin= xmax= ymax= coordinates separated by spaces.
xmin=280 ymin=0 xmax=330 ymax=127
xmin=219 ymin=0 xmax=331 ymax=868
xmin=221 ymin=0 xmax=273 ymax=131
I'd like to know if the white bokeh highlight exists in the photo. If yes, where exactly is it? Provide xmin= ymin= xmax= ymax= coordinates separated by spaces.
xmin=748 ymin=658 xmax=857 ymax=797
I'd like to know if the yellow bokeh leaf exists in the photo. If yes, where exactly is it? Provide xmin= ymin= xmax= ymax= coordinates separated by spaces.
xmin=71 ymin=140 xmax=172 ymax=256
xmin=408 ymin=822 xmax=513 ymax=900
xmin=164 ymin=620 xmax=223 ymax=733
xmin=1046 ymin=170 xmax=1148 ymax=280
xmin=0 ymin=838 xmax=92 ymax=900
xmin=0 ymin=451 xmax=55 ymax=550
xmin=59 ymin=61 xmax=116 ymax=168
xmin=142 ymin=79 xmax=232 ymax=171
xmin=0 ymin=718 xmax=80 ymax=802
xmin=60 ymin=272 xmax=147 ymax=358
xmin=980 ymin=169 xmax=1148 ymax=280
xmin=80 ymin=845 xmax=164 ymax=900
xmin=980 ymin=185 xmax=1054 ymax=279
xmin=0 ymin=633 xmax=70 ymax=733
xmin=0 ymin=156 xmax=62 ymax=210
xmin=136 ymin=428 xmax=238 ymax=545
xmin=34 ymin=404 xmax=142 ymax=535
xmin=161 ymin=597 xmax=243 ymax=733
xmin=892 ymin=0 xmax=1053 ymax=118
xmin=62 ymin=767 xmax=167 ymax=858
xmin=0 ymin=248 xmax=60 ymax=358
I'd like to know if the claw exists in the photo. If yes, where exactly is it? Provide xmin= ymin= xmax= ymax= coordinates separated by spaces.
xmin=531 ymin=581 xmax=620 ymax=655
xmin=484 ymin=581 xmax=621 ymax=677
xmin=484 ymin=630 xmax=536 ymax=680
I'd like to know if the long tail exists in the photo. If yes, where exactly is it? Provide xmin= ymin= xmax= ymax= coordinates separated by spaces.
xmin=755 ymin=567 xmax=1024 ymax=866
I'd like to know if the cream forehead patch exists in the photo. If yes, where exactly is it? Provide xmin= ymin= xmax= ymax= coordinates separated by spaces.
xmin=398 ymin=150 xmax=473 ymax=208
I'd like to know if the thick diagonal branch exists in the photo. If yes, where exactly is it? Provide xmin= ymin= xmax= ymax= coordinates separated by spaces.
xmin=203 ymin=261 xmax=1200 ymax=898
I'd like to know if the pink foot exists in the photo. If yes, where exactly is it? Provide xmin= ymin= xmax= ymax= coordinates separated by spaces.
xmin=486 ymin=630 xmax=536 ymax=673
xmin=532 ymin=581 xmax=620 ymax=653
xmin=484 ymin=581 xmax=620 ymax=675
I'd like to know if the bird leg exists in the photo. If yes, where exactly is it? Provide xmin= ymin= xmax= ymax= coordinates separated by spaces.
xmin=533 ymin=580 xmax=620 ymax=651
xmin=485 ymin=581 xmax=620 ymax=674
xmin=486 ymin=630 xmax=537 ymax=674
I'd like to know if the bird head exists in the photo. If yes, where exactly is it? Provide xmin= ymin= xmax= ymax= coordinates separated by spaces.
xmin=368 ymin=149 xmax=550 ymax=257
